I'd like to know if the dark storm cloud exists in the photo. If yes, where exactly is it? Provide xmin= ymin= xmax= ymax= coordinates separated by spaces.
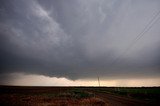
xmin=0 ymin=0 xmax=160 ymax=80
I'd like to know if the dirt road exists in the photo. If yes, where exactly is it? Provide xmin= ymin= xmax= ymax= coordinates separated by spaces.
xmin=94 ymin=92 xmax=159 ymax=106
xmin=0 ymin=86 xmax=159 ymax=106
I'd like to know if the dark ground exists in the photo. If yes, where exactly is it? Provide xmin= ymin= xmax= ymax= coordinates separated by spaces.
xmin=0 ymin=86 xmax=160 ymax=106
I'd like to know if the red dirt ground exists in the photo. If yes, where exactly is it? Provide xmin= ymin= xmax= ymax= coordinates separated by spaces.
xmin=0 ymin=86 xmax=159 ymax=106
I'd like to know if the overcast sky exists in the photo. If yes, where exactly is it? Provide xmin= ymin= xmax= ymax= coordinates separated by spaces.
xmin=0 ymin=0 xmax=160 ymax=86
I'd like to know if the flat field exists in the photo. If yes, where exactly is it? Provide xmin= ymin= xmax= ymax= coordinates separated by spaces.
xmin=0 ymin=86 xmax=159 ymax=106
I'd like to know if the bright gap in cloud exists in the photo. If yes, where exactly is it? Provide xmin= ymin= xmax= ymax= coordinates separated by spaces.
xmin=1 ymin=73 xmax=160 ymax=87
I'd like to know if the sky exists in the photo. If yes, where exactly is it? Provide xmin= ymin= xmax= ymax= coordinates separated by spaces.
xmin=0 ymin=0 xmax=160 ymax=86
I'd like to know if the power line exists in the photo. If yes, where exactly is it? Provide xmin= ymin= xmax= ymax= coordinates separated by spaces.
xmin=128 ymin=10 xmax=160 ymax=50
xmin=110 ymin=10 xmax=160 ymax=66
xmin=94 ymin=10 xmax=160 ymax=86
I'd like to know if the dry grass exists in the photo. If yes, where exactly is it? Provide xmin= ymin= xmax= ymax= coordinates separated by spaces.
xmin=80 ymin=97 xmax=108 ymax=106
xmin=0 ymin=86 xmax=109 ymax=106
xmin=0 ymin=93 xmax=108 ymax=106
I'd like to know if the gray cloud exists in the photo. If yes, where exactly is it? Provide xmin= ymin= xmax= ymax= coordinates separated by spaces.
xmin=0 ymin=0 xmax=160 ymax=81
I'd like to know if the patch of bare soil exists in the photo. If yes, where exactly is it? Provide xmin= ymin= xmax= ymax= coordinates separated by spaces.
xmin=94 ymin=92 xmax=159 ymax=106
xmin=0 ymin=94 xmax=108 ymax=106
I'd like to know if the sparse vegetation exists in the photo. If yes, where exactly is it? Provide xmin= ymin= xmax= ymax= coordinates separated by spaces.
xmin=0 ymin=86 xmax=159 ymax=106
xmin=0 ymin=86 xmax=107 ymax=106
xmin=84 ymin=87 xmax=160 ymax=101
